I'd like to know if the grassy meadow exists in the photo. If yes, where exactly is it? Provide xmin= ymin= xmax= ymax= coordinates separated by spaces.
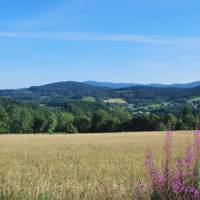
xmin=0 ymin=131 xmax=193 ymax=199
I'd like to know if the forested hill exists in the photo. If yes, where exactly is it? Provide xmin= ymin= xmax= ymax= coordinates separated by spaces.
xmin=29 ymin=81 xmax=110 ymax=96
xmin=112 ymin=86 xmax=200 ymax=104
xmin=0 ymin=81 xmax=200 ymax=134
xmin=0 ymin=81 xmax=111 ymax=104
xmin=85 ymin=80 xmax=200 ymax=89
xmin=1 ymin=81 xmax=200 ymax=106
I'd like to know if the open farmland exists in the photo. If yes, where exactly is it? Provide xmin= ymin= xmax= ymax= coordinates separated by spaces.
xmin=103 ymin=98 xmax=127 ymax=104
xmin=0 ymin=132 xmax=193 ymax=199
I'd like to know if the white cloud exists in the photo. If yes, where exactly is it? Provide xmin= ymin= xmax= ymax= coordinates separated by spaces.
xmin=1 ymin=31 xmax=200 ymax=47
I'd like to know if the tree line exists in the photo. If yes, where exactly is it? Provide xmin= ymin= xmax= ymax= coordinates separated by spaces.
xmin=0 ymin=98 xmax=199 ymax=134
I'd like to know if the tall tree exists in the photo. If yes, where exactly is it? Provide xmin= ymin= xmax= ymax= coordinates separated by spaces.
xmin=8 ymin=106 xmax=33 ymax=133
xmin=74 ymin=115 xmax=91 ymax=133
xmin=56 ymin=112 xmax=77 ymax=133
xmin=91 ymin=110 xmax=109 ymax=132
xmin=0 ymin=106 xmax=9 ymax=133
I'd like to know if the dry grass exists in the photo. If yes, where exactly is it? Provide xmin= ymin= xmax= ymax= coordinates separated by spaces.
xmin=0 ymin=131 xmax=193 ymax=199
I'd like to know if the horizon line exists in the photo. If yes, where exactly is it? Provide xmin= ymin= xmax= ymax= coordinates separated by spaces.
xmin=0 ymin=79 xmax=200 ymax=90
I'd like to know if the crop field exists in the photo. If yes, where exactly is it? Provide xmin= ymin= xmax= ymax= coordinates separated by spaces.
xmin=188 ymin=96 xmax=200 ymax=102
xmin=0 ymin=131 xmax=193 ymax=200
xmin=103 ymin=98 xmax=127 ymax=104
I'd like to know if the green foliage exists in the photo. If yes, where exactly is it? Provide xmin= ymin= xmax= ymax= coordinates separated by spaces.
xmin=128 ymin=114 xmax=151 ymax=131
xmin=82 ymin=96 xmax=96 ymax=102
xmin=91 ymin=110 xmax=109 ymax=132
xmin=37 ymin=193 xmax=49 ymax=200
xmin=74 ymin=116 xmax=91 ymax=133
xmin=32 ymin=111 xmax=47 ymax=133
xmin=111 ymin=107 xmax=131 ymax=123
xmin=56 ymin=112 xmax=76 ymax=133
xmin=44 ymin=111 xmax=57 ymax=133
xmin=104 ymin=117 xmax=120 ymax=132
xmin=2 ymin=81 xmax=200 ymax=107
xmin=32 ymin=110 xmax=57 ymax=133
xmin=164 ymin=113 xmax=177 ymax=130
xmin=65 ymin=123 xmax=78 ymax=134
xmin=0 ymin=106 xmax=9 ymax=133
xmin=151 ymin=191 xmax=160 ymax=200
xmin=8 ymin=106 xmax=33 ymax=133
xmin=0 ymin=97 xmax=199 ymax=134
xmin=182 ymin=106 xmax=195 ymax=129
xmin=64 ymin=101 xmax=108 ymax=117
xmin=157 ymin=122 xmax=167 ymax=131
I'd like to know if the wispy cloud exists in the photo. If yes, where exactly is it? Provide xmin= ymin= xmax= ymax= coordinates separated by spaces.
xmin=1 ymin=31 xmax=200 ymax=47
xmin=12 ymin=7 xmax=71 ymax=29
xmin=0 ymin=0 xmax=82 ymax=30
xmin=0 ymin=32 xmax=167 ymax=44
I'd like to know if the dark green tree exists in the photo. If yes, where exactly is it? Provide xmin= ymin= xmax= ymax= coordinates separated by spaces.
xmin=164 ymin=113 xmax=177 ymax=130
xmin=149 ymin=113 xmax=161 ymax=131
xmin=56 ymin=112 xmax=77 ymax=133
xmin=32 ymin=110 xmax=57 ymax=133
xmin=129 ymin=114 xmax=151 ymax=131
xmin=104 ymin=117 xmax=120 ymax=132
xmin=0 ymin=106 xmax=9 ymax=133
xmin=44 ymin=111 xmax=57 ymax=133
xmin=91 ymin=110 xmax=109 ymax=132
xmin=9 ymin=106 xmax=33 ymax=133
xmin=181 ymin=107 xmax=195 ymax=130
xmin=32 ymin=111 xmax=47 ymax=133
xmin=74 ymin=115 xmax=91 ymax=133
xmin=112 ymin=107 xmax=131 ymax=123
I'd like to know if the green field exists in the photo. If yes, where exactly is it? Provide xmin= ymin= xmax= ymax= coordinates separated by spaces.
xmin=104 ymin=98 xmax=127 ymax=104
xmin=0 ymin=131 xmax=193 ymax=199
xmin=142 ymin=103 xmax=162 ymax=110
xmin=82 ymin=96 xmax=96 ymax=102
xmin=188 ymin=96 xmax=200 ymax=102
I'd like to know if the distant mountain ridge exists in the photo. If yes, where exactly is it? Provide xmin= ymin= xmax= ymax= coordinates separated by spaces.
xmin=85 ymin=81 xmax=200 ymax=89
xmin=1 ymin=81 xmax=200 ymax=107
xmin=84 ymin=81 xmax=140 ymax=89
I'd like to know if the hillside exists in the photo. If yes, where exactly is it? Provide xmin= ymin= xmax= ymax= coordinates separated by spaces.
xmin=29 ymin=81 xmax=109 ymax=95
xmin=84 ymin=81 xmax=141 ymax=89
xmin=1 ymin=81 xmax=200 ymax=107
xmin=0 ymin=81 xmax=111 ymax=106
xmin=85 ymin=80 xmax=200 ymax=89
xmin=112 ymin=86 xmax=200 ymax=104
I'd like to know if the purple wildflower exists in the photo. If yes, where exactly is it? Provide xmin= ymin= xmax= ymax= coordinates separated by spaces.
xmin=145 ymin=151 xmax=152 ymax=169
xmin=176 ymin=158 xmax=185 ymax=168
xmin=145 ymin=151 xmax=161 ymax=190
xmin=141 ymin=131 xmax=200 ymax=199
xmin=158 ymin=175 xmax=166 ymax=184
xmin=189 ymin=186 xmax=196 ymax=194
xmin=172 ymin=180 xmax=182 ymax=193
xmin=194 ymin=190 xmax=200 ymax=199
xmin=164 ymin=130 xmax=173 ymax=161
xmin=194 ymin=130 xmax=200 ymax=149
xmin=166 ymin=130 xmax=173 ymax=140
xmin=185 ymin=146 xmax=195 ymax=166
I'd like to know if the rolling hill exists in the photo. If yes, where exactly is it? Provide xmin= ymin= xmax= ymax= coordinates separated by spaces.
xmin=85 ymin=80 xmax=200 ymax=89
xmin=0 ymin=81 xmax=111 ymax=106
xmin=112 ymin=86 xmax=200 ymax=104
xmin=0 ymin=81 xmax=200 ymax=107
xmin=84 ymin=81 xmax=141 ymax=89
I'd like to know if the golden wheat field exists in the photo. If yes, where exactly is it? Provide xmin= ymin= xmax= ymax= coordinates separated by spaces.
xmin=0 ymin=131 xmax=194 ymax=200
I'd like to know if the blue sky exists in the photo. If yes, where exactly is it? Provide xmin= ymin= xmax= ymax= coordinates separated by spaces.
xmin=0 ymin=0 xmax=200 ymax=89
